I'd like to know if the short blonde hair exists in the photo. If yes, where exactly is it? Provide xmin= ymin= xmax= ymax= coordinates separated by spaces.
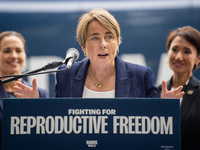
xmin=76 ymin=8 xmax=122 ymax=47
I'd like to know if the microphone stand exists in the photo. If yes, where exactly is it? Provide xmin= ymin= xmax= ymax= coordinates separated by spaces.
xmin=0 ymin=58 xmax=72 ymax=86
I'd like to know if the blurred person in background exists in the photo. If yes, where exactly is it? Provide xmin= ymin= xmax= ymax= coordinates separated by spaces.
xmin=157 ymin=26 xmax=200 ymax=150
xmin=0 ymin=31 xmax=49 ymax=149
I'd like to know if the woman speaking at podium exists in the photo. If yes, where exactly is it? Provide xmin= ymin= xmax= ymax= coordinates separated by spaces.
xmin=13 ymin=8 xmax=184 ymax=99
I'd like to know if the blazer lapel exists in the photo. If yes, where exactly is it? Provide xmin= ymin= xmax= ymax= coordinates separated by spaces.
xmin=70 ymin=59 xmax=90 ymax=97
xmin=70 ymin=56 xmax=131 ymax=98
xmin=115 ymin=55 xmax=130 ymax=97
xmin=181 ymin=76 xmax=199 ymax=123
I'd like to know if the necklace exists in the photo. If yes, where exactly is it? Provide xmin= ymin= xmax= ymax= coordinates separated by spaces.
xmin=91 ymin=68 xmax=115 ymax=88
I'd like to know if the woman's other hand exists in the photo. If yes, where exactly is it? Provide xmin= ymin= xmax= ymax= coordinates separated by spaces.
xmin=161 ymin=80 xmax=185 ymax=99
xmin=13 ymin=78 xmax=39 ymax=98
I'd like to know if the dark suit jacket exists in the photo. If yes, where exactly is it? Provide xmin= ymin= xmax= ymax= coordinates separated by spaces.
xmin=157 ymin=76 xmax=200 ymax=150
xmin=55 ymin=55 xmax=158 ymax=98
xmin=0 ymin=79 xmax=49 ymax=150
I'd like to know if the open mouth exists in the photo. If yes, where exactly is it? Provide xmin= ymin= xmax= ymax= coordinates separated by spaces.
xmin=98 ymin=54 xmax=108 ymax=57
xmin=8 ymin=61 xmax=19 ymax=66
xmin=10 ymin=62 xmax=18 ymax=64
xmin=173 ymin=62 xmax=184 ymax=67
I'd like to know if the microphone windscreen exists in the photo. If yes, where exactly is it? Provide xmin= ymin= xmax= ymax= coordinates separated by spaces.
xmin=66 ymin=48 xmax=79 ymax=60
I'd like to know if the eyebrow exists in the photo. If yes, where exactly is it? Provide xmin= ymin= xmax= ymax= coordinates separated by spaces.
xmin=89 ymin=33 xmax=99 ymax=37
xmin=105 ymin=32 xmax=112 ymax=35
xmin=89 ymin=31 xmax=113 ymax=37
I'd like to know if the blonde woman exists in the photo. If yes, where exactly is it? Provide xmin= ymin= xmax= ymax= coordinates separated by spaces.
xmin=14 ymin=9 xmax=183 ymax=99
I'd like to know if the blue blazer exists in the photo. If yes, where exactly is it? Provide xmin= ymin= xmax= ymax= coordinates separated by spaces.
xmin=0 ymin=79 xmax=49 ymax=149
xmin=55 ymin=55 xmax=158 ymax=98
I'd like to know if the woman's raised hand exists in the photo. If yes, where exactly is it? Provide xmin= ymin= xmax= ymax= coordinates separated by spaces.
xmin=161 ymin=80 xmax=185 ymax=99
xmin=13 ymin=78 xmax=39 ymax=98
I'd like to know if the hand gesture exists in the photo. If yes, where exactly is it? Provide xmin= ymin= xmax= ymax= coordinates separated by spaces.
xmin=161 ymin=80 xmax=185 ymax=99
xmin=13 ymin=78 xmax=39 ymax=98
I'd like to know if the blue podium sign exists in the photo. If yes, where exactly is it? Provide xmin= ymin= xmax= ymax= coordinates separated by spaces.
xmin=2 ymin=98 xmax=181 ymax=150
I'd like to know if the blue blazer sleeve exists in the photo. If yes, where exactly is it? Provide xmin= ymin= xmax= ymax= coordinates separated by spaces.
xmin=38 ymin=87 xmax=49 ymax=98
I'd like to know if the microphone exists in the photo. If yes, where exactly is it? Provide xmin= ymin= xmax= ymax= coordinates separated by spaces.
xmin=0 ymin=48 xmax=79 ymax=85
xmin=64 ymin=48 xmax=79 ymax=69
xmin=26 ymin=48 xmax=79 ymax=72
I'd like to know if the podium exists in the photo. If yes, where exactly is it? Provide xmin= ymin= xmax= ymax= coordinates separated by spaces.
xmin=2 ymin=98 xmax=181 ymax=150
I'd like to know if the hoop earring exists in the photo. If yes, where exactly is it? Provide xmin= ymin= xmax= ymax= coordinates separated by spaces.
xmin=84 ymin=52 xmax=87 ymax=56
xmin=117 ymin=50 xmax=119 ymax=54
